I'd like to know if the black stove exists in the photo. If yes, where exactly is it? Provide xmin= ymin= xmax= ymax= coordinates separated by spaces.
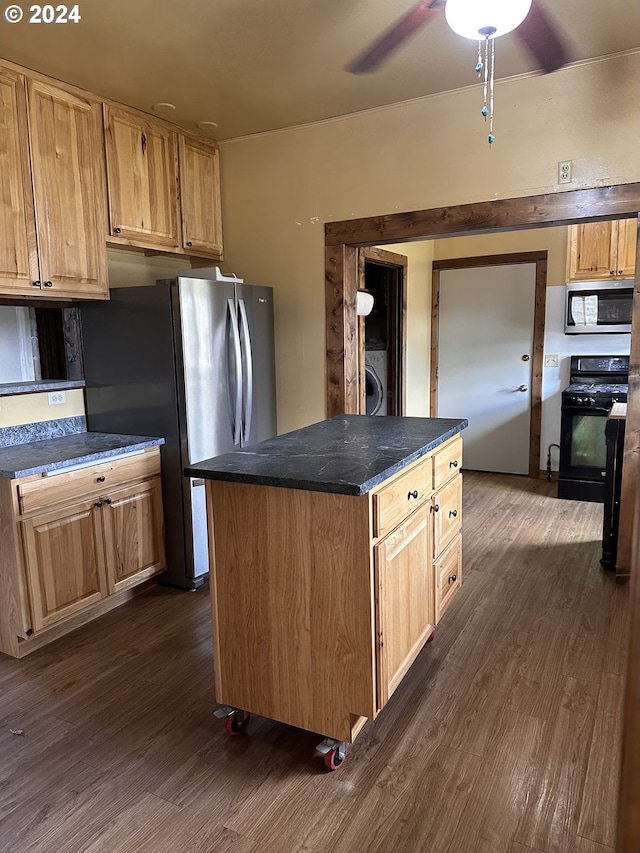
xmin=558 ymin=355 xmax=629 ymax=502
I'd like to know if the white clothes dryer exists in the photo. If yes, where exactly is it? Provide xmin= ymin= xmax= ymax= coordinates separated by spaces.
xmin=365 ymin=350 xmax=388 ymax=416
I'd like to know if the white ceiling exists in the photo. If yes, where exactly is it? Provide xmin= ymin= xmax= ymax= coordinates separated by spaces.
xmin=1 ymin=0 xmax=638 ymax=140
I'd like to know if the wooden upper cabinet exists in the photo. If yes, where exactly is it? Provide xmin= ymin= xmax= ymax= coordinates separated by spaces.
xmin=567 ymin=220 xmax=637 ymax=281
xmin=0 ymin=68 xmax=39 ymax=295
xmin=617 ymin=218 xmax=638 ymax=278
xmin=27 ymin=80 xmax=109 ymax=299
xmin=0 ymin=68 xmax=108 ymax=299
xmin=178 ymin=134 xmax=223 ymax=258
xmin=103 ymin=105 xmax=179 ymax=250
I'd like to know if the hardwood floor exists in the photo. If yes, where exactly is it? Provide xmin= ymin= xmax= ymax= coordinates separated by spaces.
xmin=0 ymin=472 xmax=628 ymax=852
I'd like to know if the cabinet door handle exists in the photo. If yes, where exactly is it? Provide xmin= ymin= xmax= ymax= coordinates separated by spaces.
xmin=448 ymin=574 xmax=457 ymax=584
xmin=431 ymin=504 xmax=440 ymax=513
xmin=449 ymin=460 xmax=458 ymax=468
xmin=618 ymin=269 xmax=623 ymax=275
xmin=43 ymin=281 xmax=53 ymax=288
xmin=449 ymin=509 xmax=458 ymax=518
xmin=94 ymin=500 xmax=103 ymax=507
xmin=33 ymin=280 xmax=42 ymax=288
xmin=610 ymin=270 xmax=615 ymax=275
xmin=104 ymin=498 xmax=112 ymax=505
xmin=113 ymin=227 xmax=122 ymax=235
xmin=407 ymin=490 xmax=419 ymax=500
xmin=141 ymin=131 xmax=147 ymax=154
xmin=186 ymin=240 xmax=193 ymax=247
xmin=96 ymin=475 xmax=106 ymax=483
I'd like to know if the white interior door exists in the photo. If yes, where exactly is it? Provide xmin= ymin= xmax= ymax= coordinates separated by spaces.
xmin=437 ymin=264 xmax=536 ymax=475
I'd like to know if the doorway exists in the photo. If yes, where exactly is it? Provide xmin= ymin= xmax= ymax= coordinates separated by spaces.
xmin=431 ymin=252 xmax=547 ymax=477
xmin=358 ymin=247 xmax=407 ymax=416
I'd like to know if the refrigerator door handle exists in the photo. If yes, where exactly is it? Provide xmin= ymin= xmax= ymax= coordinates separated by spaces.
xmin=226 ymin=298 xmax=243 ymax=446
xmin=238 ymin=298 xmax=253 ymax=446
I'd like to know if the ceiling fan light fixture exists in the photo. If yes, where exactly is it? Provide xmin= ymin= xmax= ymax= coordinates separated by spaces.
xmin=445 ymin=0 xmax=532 ymax=40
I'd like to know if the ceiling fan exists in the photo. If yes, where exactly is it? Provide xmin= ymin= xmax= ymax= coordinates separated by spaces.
xmin=347 ymin=0 xmax=570 ymax=76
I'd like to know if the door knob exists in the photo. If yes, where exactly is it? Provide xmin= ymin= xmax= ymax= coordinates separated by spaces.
xmin=521 ymin=354 xmax=530 ymax=362
xmin=518 ymin=384 xmax=528 ymax=392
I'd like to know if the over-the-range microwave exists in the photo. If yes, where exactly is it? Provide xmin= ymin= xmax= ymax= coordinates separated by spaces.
xmin=565 ymin=280 xmax=633 ymax=334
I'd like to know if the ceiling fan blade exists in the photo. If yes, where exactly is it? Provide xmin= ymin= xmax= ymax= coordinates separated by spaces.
xmin=347 ymin=0 xmax=445 ymax=74
xmin=515 ymin=0 xmax=571 ymax=73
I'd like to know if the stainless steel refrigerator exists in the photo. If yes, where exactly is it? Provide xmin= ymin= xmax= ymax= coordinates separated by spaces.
xmin=80 ymin=268 xmax=277 ymax=589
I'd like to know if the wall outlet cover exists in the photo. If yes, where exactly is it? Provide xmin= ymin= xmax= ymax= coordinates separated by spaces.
xmin=545 ymin=354 xmax=559 ymax=367
xmin=48 ymin=391 xmax=67 ymax=405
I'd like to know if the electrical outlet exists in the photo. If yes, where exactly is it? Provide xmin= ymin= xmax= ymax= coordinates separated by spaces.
xmin=558 ymin=160 xmax=573 ymax=184
xmin=545 ymin=354 xmax=559 ymax=368
xmin=48 ymin=391 xmax=66 ymax=405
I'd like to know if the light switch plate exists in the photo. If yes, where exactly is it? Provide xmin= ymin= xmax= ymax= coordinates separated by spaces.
xmin=48 ymin=391 xmax=66 ymax=405
xmin=545 ymin=354 xmax=559 ymax=368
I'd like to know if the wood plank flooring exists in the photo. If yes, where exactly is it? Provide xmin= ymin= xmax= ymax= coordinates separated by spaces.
xmin=0 ymin=472 xmax=628 ymax=852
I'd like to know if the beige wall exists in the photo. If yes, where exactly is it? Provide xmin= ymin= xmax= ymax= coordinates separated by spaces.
xmin=219 ymin=52 xmax=640 ymax=434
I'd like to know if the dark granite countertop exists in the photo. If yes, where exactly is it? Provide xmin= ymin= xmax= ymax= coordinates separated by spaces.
xmin=0 ymin=433 xmax=165 ymax=479
xmin=0 ymin=380 xmax=85 ymax=397
xmin=185 ymin=415 xmax=467 ymax=496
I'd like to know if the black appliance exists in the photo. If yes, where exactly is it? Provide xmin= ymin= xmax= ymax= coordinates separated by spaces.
xmin=558 ymin=355 xmax=629 ymax=503
xmin=601 ymin=414 xmax=625 ymax=570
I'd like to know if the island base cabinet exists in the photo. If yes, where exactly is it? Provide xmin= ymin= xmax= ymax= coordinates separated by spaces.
xmin=207 ymin=481 xmax=377 ymax=744
xmin=375 ymin=505 xmax=434 ymax=708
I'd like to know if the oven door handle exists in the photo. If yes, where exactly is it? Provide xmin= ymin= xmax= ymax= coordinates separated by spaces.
xmin=562 ymin=405 xmax=613 ymax=415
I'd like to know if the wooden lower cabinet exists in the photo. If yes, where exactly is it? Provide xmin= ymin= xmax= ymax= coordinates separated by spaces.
xmin=206 ymin=434 xmax=463 ymax=747
xmin=0 ymin=447 xmax=165 ymax=657
xmin=375 ymin=505 xmax=434 ymax=707
xmin=21 ymin=497 xmax=109 ymax=632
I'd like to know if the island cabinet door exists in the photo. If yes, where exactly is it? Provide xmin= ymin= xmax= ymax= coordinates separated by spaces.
xmin=21 ymin=499 xmax=109 ymax=632
xmin=100 ymin=478 xmax=166 ymax=594
xmin=374 ymin=505 xmax=434 ymax=709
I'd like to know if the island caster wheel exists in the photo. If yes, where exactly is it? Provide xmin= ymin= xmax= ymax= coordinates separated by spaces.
xmin=323 ymin=744 xmax=348 ymax=771
xmin=225 ymin=711 xmax=251 ymax=736
xmin=427 ymin=629 xmax=436 ymax=643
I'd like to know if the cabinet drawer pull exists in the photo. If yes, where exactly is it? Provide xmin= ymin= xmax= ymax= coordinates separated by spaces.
xmin=407 ymin=489 xmax=419 ymax=500
xmin=449 ymin=509 xmax=458 ymax=518
xmin=431 ymin=503 xmax=440 ymax=513
xmin=94 ymin=500 xmax=103 ymax=507
xmin=449 ymin=460 xmax=459 ymax=468
xmin=96 ymin=475 xmax=106 ymax=483
xmin=448 ymin=574 xmax=457 ymax=584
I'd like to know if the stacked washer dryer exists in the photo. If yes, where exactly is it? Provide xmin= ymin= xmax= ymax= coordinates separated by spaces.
xmin=365 ymin=350 xmax=388 ymax=416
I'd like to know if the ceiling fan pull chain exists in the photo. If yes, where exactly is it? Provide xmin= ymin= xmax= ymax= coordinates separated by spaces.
xmin=488 ymin=36 xmax=496 ymax=145
xmin=476 ymin=39 xmax=483 ymax=75
xmin=481 ymin=36 xmax=489 ymax=121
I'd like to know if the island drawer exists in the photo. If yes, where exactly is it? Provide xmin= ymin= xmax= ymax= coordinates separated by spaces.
xmin=17 ymin=449 xmax=161 ymax=515
xmin=435 ymin=535 xmax=462 ymax=620
xmin=432 ymin=474 xmax=462 ymax=555
xmin=372 ymin=458 xmax=430 ymax=539
xmin=433 ymin=436 xmax=462 ymax=490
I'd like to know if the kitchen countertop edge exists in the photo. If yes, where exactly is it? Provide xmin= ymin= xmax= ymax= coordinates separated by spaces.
xmin=185 ymin=417 xmax=468 ymax=496
xmin=0 ymin=433 xmax=165 ymax=479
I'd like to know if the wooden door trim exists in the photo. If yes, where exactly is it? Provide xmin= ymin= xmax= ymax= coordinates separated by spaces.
xmin=359 ymin=247 xmax=408 ymax=416
xmin=431 ymin=252 xmax=547 ymax=479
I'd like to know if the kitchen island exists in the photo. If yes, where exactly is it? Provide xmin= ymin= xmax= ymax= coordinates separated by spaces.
xmin=186 ymin=414 xmax=467 ymax=768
